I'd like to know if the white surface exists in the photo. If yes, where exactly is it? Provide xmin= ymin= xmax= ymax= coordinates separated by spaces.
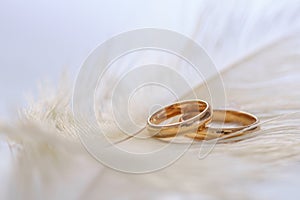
xmin=0 ymin=0 xmax=288 ymax=118
xmin=1 ymin=1 xmax=300 ymax=199
xmin=0 ymin=0 xmax=203 ymax=118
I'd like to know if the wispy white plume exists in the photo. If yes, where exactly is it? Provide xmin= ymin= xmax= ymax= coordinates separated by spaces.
xmin=1 ymin=0 xmax=300 ymax=199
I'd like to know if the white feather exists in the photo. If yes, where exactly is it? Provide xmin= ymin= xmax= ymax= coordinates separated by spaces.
xmin=1 ymin=0 xmax=300 ymax=199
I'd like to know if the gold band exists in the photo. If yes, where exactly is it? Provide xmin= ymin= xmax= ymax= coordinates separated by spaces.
xmin=147 ymin=100 xmax=212 ymax=137
xmin=181 ymin=109 xmax=259 ymax=140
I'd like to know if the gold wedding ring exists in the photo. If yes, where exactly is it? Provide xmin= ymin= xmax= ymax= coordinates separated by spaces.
xmin=147 ymin=100 xmax=212 ymax=137
xmin=147 ymin=98 xmax=259 ymax=141
xmin=181 ymin=109 xmax=259 ymax=140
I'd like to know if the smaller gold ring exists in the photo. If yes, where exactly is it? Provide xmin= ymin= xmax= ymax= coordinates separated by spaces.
xmin=147 ymin=100 xmax=212 ymax=138
xmin=181 ymin=109 xmax=259 ymax=140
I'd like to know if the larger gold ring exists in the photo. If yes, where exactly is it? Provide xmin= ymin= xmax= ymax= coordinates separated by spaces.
xmin=147 ymin=100 xmax=212 ymax=138
xmin=181 ymin=109 xmax=259 ymax=140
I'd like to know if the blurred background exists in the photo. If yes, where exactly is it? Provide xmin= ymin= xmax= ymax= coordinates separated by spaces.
xmin=0 ymin=0 xmax=200 ymax=118
xmin=1 ymin=0 xmax=290 ymax=119
xmin=1 ymin=1 xmax=300 ymax=199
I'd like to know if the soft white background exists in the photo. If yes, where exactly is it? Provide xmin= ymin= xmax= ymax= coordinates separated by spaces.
xmin=0 ymin=0 xmax=207 ymax=118
xmin=1 ymin=0 xmax=271 ymax=118
xmin=1 ymin=1 xmax=300 ymax=199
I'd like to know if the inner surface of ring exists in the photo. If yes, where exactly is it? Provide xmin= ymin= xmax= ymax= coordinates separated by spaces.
xmin=213 ymin=110 xmax=257 ymax=125
xmin=149 ymin=101 xmax=207 ymax=126
xmin=181 ymin=110 xmax=257 ymax=127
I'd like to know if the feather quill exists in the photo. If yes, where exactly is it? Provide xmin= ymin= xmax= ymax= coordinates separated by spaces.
xmin=1 ymin=0 xmax=300 ymax=199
